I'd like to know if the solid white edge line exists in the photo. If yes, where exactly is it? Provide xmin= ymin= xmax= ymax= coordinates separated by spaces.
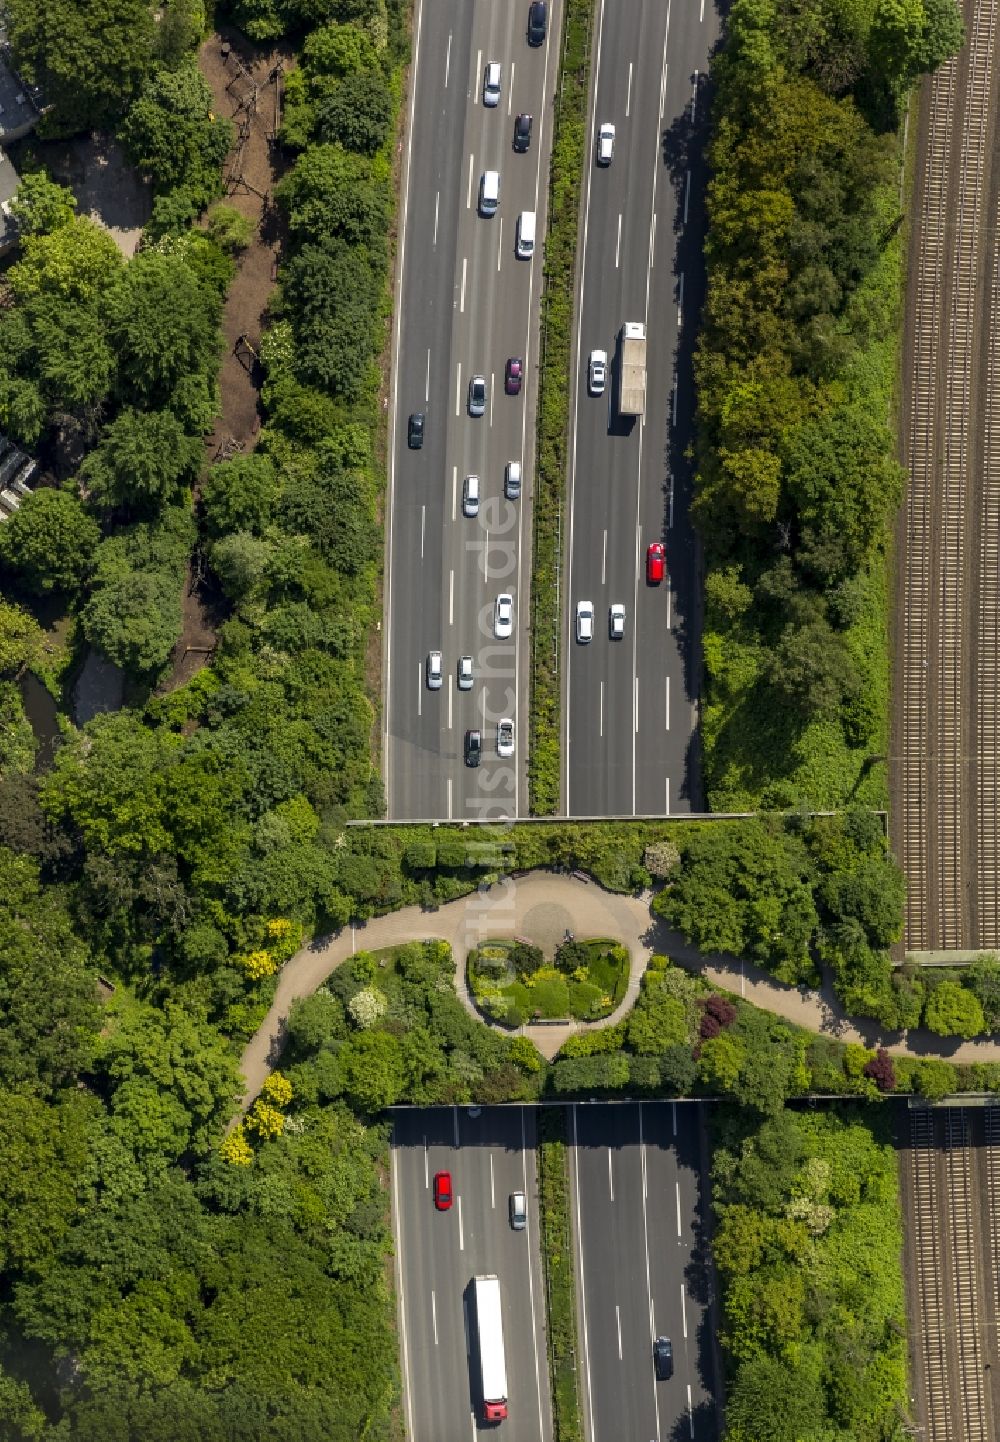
xmin=572 ymin=1105 xmax=597 ymax=1442
xmin=390 ymin=1131 xmax=416 ymax=1442
xmin=521 ymin=1109 xmax=546 ymax=1442
xmin=383 ymin=0 xmax=425 ymax=816
xmin=639 ymin=1104 xmax=662 ymax=1442
xmin=458 ymin=1192 xmax=464 ymax=1251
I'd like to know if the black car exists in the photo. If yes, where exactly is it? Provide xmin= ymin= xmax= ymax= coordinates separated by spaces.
xmin=513 ymin=112 xmax=533 ymax=152
xmin=464 ymin=728 xmax=482 ymax=767
xmin=653 ymin=1336 xmax=673 ymax=1381
xmin=407 ymin=412 xmax=424 ymax=449
xmin=527 ymin=0 xmax=547 ymax=44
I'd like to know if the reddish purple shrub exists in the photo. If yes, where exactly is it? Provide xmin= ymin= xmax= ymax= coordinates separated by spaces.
xmin=863 ymin=1048 xmax=897 ymax=1093
xmin=701 ymin=994 xmax=737 ymax=1032
xmin=699 ymin=1012 xmax=723 ymax=1040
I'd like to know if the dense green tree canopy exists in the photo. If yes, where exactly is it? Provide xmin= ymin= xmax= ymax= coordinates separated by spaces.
xmin=0 ymin=489 xmax=100 ymax=594
xmin=81 ymin=408 xmax=203 ymax=514
xmin=8 ymin=171 xmax=78 ymax=236
xmin=122 ymin=64 xmax=234 ymax=202
xmin=6 ymin=0 xmax=154 ymax=132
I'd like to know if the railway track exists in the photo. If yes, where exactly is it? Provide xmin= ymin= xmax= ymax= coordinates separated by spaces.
xmin=906 ymin=1106 xmax=998 ymax=1442
xmin=896 ymin=0 xmax=1000 ymax=949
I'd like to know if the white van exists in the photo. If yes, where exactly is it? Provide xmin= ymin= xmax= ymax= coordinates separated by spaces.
xmin=463 ymin=474 xmax=480 ymax=516
xmin=504 ymin=462 xmax=521 ymax=500
xmin=516 ymin=209 xmax=535 ymax=258
xmin=479 ymin=170 xmax=500 ymax=217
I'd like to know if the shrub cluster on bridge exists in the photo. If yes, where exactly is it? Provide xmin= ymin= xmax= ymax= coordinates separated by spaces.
xmin=693 ymin=0 xmax=963 ymax=813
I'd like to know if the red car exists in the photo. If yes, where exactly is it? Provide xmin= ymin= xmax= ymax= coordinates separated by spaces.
xmin=646 ymin=541 xmax=666 ymax=584
xmin=505 ymin=357 xmax=523 ymax=394
xmin=433 ymin=1171 xmax=453 ymax=1210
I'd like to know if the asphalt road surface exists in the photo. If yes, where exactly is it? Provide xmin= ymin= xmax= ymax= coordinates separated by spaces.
xmin=563 ymin=0 xmax=722 ymax=816
xmin=384 ymin=0 xmax=561 ymax=820
xmin=570 ymin=1102 xmax=718 ymax=1442
xmin=392 ymin=1106 xmax=552 ymax=1442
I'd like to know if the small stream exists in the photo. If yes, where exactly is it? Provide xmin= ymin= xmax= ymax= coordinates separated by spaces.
xmin=19 ymin=673 xmax=61 ymax=773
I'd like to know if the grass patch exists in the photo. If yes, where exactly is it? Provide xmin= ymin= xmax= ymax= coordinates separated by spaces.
xmin=537 ymin=1107 xmax=583 ymax=1442
xmin=467 ymin=938 xmax=629 ymax=1026
xmin=529 ymin=0 xmax=595 ymax=813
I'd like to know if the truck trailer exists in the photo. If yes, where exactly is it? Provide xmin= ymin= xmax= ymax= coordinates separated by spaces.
xmin=618 ymin=321 xmax=647 ymax=418
xmin=473 ymin=1274 xmax=508 ymax=1423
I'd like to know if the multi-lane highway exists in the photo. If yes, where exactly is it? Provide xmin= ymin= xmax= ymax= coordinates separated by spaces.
xmin=384 ymin=0 xmax=561 ymax=821
xmin=570 ymin=1102 xmax=718 ymax=1442
xmin=391 ymin=1106 xmax=551 ymax=1442
xmin=563 ymin=0 xmax=720 ymax=816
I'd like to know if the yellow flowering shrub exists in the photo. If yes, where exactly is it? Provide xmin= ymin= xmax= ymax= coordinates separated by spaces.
xmin=262 ymin=1071 xmax=293 ymax=1108
xmin=220 ymin=1125 xmax=253 ymax=1166
xmin=246 ymin=1101 xmax=285 ymax=1139
xmin=239 ymin=949 xmax=277 ymax=981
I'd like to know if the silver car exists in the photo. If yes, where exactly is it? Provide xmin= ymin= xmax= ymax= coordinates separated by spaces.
xmin=426 ymin=650 xmax=443 ymax=688
xmin=483 ymin=61 xmax=502 ymax=107
xmin=495 ymin=592 xmax=513 ymax=639
xmin=497 ymin=718 xmax=515 ymax=758
xmin=469 ymin=374 xmax=487 ymax=417
xmin=509 ymin=1191 xmax=527 ymax=1230
xmin=458 ymin=655 xmax=474 ymax=690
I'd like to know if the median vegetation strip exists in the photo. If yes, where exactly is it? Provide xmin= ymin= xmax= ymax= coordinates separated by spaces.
xmin=538 ymin=1107 xmax=584 ymax=1442
xmin=529 ymin=0 xmax=594 ymax=813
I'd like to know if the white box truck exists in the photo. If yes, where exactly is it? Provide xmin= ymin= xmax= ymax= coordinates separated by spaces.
xmin=473 ymin=1274 xmax=508 ymax=1423
xmin=618 ymin=321 xmax=647 ymax=418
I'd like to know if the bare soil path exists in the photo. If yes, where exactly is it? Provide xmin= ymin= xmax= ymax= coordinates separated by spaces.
xmin=161 ymin=30 xmax=289 ymax=695
xmin=238 ymin=870 xmax=1000 ymax=1107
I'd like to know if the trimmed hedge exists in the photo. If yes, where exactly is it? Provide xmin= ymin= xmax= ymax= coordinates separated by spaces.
xmin=538 ymin=1108 xmax=583 ymax=1442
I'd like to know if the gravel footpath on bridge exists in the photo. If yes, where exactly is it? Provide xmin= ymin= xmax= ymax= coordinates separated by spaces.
xmin=238 ymin=871 xmax=1000 ymax=1107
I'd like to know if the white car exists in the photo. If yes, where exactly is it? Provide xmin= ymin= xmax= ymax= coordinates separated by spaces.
xmin=588 ymin=348 xmax=607 ymax=395
xmin=458 ymin=655 xmax=474 ymax=690
xmin=597 ymin=122 xmax=615 ymax=165
xmin=609 ymin=603 xmax=626 ymax=639
xmin=426 ymin=650 xmax=443 ymax=689
xmin=495 ymin=592 xmax=514 ymax=639
xmin=483 ymin=61 xmax=502 ymax=107
xmin=576 ymin=600 xmax=594 ymax=643
xmin=497 ymin=718 xmax=515 ymax=758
